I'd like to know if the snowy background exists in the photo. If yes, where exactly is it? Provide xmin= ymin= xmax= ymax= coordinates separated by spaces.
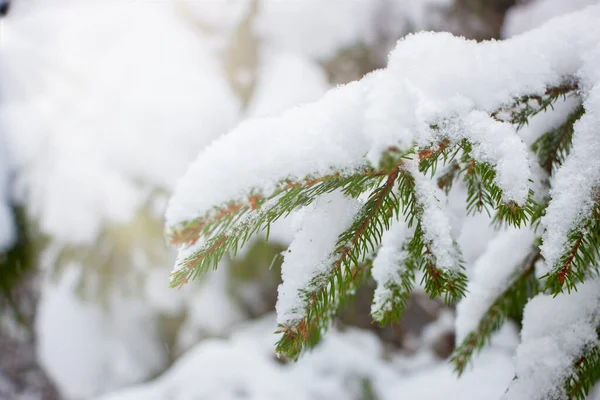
xmin=0 ymin=0 xmax=599 ymax=399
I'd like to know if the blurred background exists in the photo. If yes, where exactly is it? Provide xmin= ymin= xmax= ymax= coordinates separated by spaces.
xmin=0 ymin=1 xmax=596 ymax=399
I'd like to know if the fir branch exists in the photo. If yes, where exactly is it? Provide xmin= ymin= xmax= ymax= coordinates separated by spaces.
xmin=532 ymin=105 xmax=584 ymax=175
xmin=457 ymin=140 xmax=535 ymax=228
xmin=451 ymin=249 xmax=540 ymax=375
xmin=399 ymin=162 xmax=468 ymax=304
xmin=415 ymin=137 xmax=535 ymax=228
xmin=371 ymin=244 xmax=417 ymax=325
xmin=275 ymin=168 xmax=401 ymax=359
xmin=169 ymin=169 xmax=385 ymax=288
xmin=410 ymin=229 xmax=467 ymax=305
xmin=418 ymin=138 xmax=458 ymax=177
xmin=564 ymin=328 xmax=600 ymax=400
xmin=527 ymin=106 xmax=584 ymax=233
xmin=543 ymin=199 xmax=600 ymax=295
xmin=437 ymin=160 xmax=460 ymax=195
xmin=168 ymin=169 xmax=384 ymax=247
xmin=493 ymin=83 xmax=580 ymax=129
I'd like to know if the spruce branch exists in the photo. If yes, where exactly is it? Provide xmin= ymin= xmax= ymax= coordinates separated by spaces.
xmin=371 ymin=247 xmax=417 ymax=325
xmin=417 ymin=137 xmax=535 ymax=228
xmin=564 ymin=328 xmax=600 ymax=400
xmin=493 ymin=83 xmax=580 ymax=129
xmin=399 ymin=161 xmax=468 ymax=304
xmin=418 ymin=138 xmax=457 ymax=177
xmin=169 ymin=169 xmax=385 ymax=288
xmin=451 ymin=249 xmax=540 ymax=375
xmin=532 ymin=105 xmax=584 ymax=175
xmin=275 ymin=168 xmax=401 ymax=359
xmin=437 ymin=160 xmax=460 ymax=195
xmin=457 ymin=140 xmax=535 ymax=228
xmin=543 ymin=199 xmax=600 ymax=295
xmin=168 ymin=169 xmax=384 ymax=247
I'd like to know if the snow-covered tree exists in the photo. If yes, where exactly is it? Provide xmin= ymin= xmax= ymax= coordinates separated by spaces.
xmin=166 ymin=5 xmax=600 ymax=399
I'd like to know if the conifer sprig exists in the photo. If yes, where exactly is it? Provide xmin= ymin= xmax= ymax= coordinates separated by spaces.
xmin=169 ymin=169 xmax=384 ymax=288
xmin=532 ymin=105 xmax=583 ymax=175
xmin=371 ymin=246 xmax=416 ymax=325
xmin=451 ymin=249 xmax=540 ymax=375
xmin=543 ymin=199 xmax=600 ymax=294
xmin=457 ymin=140 xmax=535 ymax=228
xmin=493 ymin=83 xmax=580 ymax=129
xmin=401 ymin=159 xmax=468 ymax=304
xmin=168 ymin=168 xmax=383 ymax=247
xmin=564 ymin=329 xmax=600 ymax=400
xmin=419 ymin=137 xmax=535 ymax=228
xmin=275 ymin=168 xmax=401 ymax=359
xmin=166 ymin=77 xmax=599 ymax=400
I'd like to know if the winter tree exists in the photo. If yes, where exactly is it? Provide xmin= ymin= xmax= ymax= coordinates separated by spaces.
xmin=165 ymin=5 xmax=600 ymax=399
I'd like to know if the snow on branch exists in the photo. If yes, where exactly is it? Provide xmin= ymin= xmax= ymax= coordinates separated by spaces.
xmin=165 ymin=5 xmax=600 ymax=369
xmin=370 ymin=218 xmax=413 ymax=323
xmin=504 ymin=279 xmax=600 ymax=400
xmin=452 ymin=228 xmax=538 ymax=374
xmin=168 ymin=7 xmax=599 ymax=232
xmin=541 ymin=85 xmax=600 ymax=293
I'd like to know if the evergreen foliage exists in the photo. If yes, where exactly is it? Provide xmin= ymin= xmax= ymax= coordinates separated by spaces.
xmin=451 ymin=248 xmax=540 ymax=375
xmin=167 ymin=39 xmax=600 ymax=398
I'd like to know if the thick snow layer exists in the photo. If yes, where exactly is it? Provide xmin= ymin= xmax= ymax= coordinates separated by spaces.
xmin=407 ymin=159 xmax=461 ymax=271
xmin=455 ymin=227 xmax=536 ymax=343
xmin=168 ymin=6 xmax=600 ymax=229
xmin=505 ymin=279 xmax=600 ymax=399
xmin=98 ymin=315 xmax=517 ymax=400
xmin=276 ymin=192 xmax=361 ymax=325
xmin=540 ymin=83 xmax=600 ymax=271
xmin=166 ymin=77 xmax=373 ymax=226
xmin=371 ymin=219 xmax=412 ymax=317
xmin=167 ymin=7 xmax=600 ymax=345
xmin=0 ymin=0 xmax=240 ymax=244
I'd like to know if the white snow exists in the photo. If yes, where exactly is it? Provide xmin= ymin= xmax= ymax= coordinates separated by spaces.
xmin=276 ymin=192 xmax=361 ymax=326
xmin=166 ymin=11 xmax=600 ymax=371
xmin=166 ymin=78 xmax=373 ymax=226
xmin=540 ymin=83 xmax=600 ymax=272
xmin=407 ymin=159 xmax=461 ymax=272
xmin=517 ymin=95 xmax=581 ymax=147
xmin=371 ymin=218 xmax=412 ymax=319
xmin=455 ymin=227 xmax=536 ymax=343
xmin=435 ymin=111 xmax=531 ymax=205
xmin=505 ymin=279 xmax=600 ymax=400
xmin=1 ymin=0 xmax=598 ymax=399
xmin=169 ymin=6 xmax=600 ymax=230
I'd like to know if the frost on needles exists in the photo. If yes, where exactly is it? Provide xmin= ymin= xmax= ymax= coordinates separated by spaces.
xmin=166 ymin=6 xmax=600 ymax=399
